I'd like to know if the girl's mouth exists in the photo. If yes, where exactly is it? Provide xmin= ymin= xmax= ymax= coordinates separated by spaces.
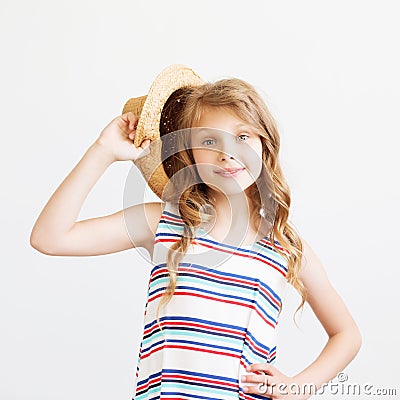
xmin=215 ymin=168 xmax=245 ymax=177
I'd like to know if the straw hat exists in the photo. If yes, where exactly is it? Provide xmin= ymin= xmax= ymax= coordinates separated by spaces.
xmin=122 ymin=64 xmax=205 ymax=199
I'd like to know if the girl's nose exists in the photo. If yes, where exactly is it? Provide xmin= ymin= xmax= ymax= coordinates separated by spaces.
xmin=219 ymin=151 xmax=235 ymax=162
xmin=217 ymin=134 xmax=237 ymax=161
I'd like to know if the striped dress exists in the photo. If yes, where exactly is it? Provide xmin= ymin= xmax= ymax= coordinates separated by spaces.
xmin=133 ymin=202 xmax=289 ymax=400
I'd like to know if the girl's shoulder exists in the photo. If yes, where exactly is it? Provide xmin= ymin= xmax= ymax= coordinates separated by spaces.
xmin=144 ymin=202 xmax=166 ymax=235
xmin=123 ymin=202 xmax=165 ymax=254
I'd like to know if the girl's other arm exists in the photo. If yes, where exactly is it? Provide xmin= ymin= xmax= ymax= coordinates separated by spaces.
xmin=243 ymin=238 xmax=362 ymax=399
xmin=291 ymin=238 xmax=362 ymax=390
xmin=30 ymin=113 xmax=155 ymax=256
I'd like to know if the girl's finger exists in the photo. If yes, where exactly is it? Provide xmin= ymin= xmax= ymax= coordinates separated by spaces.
xmin=129 ymin=119 xmax=137 ymax=131
xmin=140 ymin=139 xmax=151 ymax=149
xmin=128 ymin=113 xmax=139 ymax=130
xmin=247 ymin=363 xmax=276 ymax=375
xmin=242 ymin=378 xmax=275 ymax=397
xmin=242 ymin=373 xmax=273 ymax=385
xmin=121 ymin=112 xmax=138 ymax=130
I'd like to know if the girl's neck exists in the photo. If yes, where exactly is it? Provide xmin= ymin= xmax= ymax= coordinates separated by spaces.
xmin=205 ymin=189 xmax=265 ymax=246
xmin=212 ymin=190 xmax=250 ymax=224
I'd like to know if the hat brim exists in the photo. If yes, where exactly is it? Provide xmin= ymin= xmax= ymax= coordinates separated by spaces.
xmin=122 ymin=64 xmax=205 ymax=199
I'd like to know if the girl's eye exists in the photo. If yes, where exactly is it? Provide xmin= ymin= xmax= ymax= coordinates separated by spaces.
xmin=237 ymin=134 xmax=250 ymax=141
xmin=201 ymin=134 xmax=250 ymax=146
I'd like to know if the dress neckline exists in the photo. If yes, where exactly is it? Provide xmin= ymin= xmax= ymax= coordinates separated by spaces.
xmin=162 ymin=208 xmax=271 ymax=250
xmin=195 ymin=227 xmax=271 ymax=250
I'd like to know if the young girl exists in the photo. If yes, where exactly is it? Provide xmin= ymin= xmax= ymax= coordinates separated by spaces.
xmin=31 ymin=65 xmax=361 ymax=400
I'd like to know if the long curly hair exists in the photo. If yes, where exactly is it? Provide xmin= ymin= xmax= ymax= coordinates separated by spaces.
xmin=155 ymin=79 xmax=306 ymax=334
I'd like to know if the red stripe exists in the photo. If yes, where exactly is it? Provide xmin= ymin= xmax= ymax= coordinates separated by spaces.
xmin=152 ymin=265 xmax=281 ymax=308
xmin=259 ymin=237 xmax=289 ymax=254
xmin=161 ymin=214 xmax=183 ymax=223
xmin=137 ymin=371 xmax=238 ymax=394
xmin=161 ymin=212 xmax=289 ymax=255
xmin=143 ymin=318 xmax=246 ymax=339
xmin=179 ymin=266 xmax=280 ymax=305
xmin=243 ymin=332 xmax=271 ymax=359
xmin=194 ymin=240 xmax=287 ymax=277
xmin=148 ymin=291 xmax=276 ymax=328
xmin=136 ymin=374 xmax=160 ymax=392
xmin=153 ymin=238 xmax=287 ymax=278
xmin=140 ymin=342 xmax=241 ymax=361
xmin=163 ymin=372 xmax=237 ymax=389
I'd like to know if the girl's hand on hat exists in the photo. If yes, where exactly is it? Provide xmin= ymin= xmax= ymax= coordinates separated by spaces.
xmin=95 ymin=112 xmax=151 ymax=163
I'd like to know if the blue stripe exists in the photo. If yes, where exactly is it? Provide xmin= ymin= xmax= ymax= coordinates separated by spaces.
xmin=150 ymin=263 xmax=282 ymax=304
xmin=144 ymin=314 xmax=247 ymax=332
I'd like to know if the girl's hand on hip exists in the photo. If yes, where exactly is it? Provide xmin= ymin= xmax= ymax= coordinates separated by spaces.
xmin=241 ymin=363 xmax=309 ymax=399
xmin=95 ymin=112 xmax=151 ymax=163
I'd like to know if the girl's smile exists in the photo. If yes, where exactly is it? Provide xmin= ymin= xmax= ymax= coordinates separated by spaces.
xmin=214 ymin=167 xmax=245 ymax=178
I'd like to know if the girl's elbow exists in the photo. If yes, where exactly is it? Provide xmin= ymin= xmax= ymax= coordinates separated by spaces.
xmin=346 ymin=321 xmax=362 ymax=359
xmin=30 ymin=237 xmax=49 ymax=255
xmin=30 ymin=231 xmax=42 ymax=252
xmin=30 ymin=232 xmax=59 ymax=256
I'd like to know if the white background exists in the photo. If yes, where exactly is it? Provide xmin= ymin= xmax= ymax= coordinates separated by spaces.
xmin=1 ymin=1 xmax=399 ymax=399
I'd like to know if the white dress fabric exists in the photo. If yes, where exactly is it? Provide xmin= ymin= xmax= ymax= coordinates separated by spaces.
xmin=132 ymin=202 xmax=289 ymax=400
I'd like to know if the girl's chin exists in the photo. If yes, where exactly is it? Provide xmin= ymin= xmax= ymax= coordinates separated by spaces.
xmin=206 ymin=183 xmax=256 ymax=197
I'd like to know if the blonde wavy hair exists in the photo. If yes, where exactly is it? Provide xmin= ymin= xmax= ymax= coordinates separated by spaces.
xmin=155 ymin=79 xmax=306 ymax=333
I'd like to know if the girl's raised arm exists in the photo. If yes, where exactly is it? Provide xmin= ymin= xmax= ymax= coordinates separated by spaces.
xmin=30 ymin=112 xmax=157 ymax=257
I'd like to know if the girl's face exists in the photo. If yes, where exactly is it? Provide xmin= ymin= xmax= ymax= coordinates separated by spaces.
xmin=190 ymin=107 xmax=263 ymax=196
